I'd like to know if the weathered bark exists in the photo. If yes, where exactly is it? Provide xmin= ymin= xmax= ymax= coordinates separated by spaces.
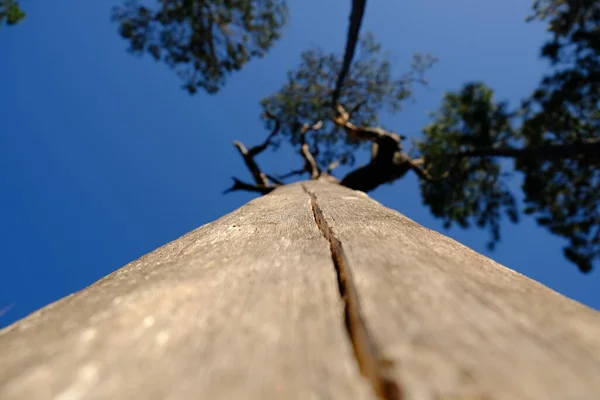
xmin=1 ymin=180 xmax=600 ymax=400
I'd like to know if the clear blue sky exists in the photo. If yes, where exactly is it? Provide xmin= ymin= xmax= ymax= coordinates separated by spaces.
xmin=1 ymin=0 xmax=598 ymax=327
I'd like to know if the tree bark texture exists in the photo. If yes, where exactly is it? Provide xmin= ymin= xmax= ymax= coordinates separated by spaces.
xmin=1 ymin=180 xmax=599 ymax=400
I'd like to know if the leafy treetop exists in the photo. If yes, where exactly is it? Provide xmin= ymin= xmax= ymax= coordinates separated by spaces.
xmin=0 ymin=0 xmax=25 ymax=27
xmin=418 ymin=0 xmax=599 ymax=272
xmin=112 ymin=0 xmax=288 ymax=94
xmin=260 ymin=33 xmax=437 ymax=168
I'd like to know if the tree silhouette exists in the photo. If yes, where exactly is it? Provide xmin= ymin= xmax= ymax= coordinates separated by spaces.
xmin=419 ymin=0 xmax=599 ymax=272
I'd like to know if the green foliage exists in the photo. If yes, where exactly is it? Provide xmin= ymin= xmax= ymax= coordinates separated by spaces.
xmin=419 ymin=0 xmax=599 ymax=272
xmin=418 ymin=83 xmax=519 ymax=249
xmin=0 ymin=0 xmax=25 ymax=26
xmin=512 ymin=0 xmax=599 ymax=273
xmin=108 ymin=0 xmax=597 ymax=272
xmin=112 ymin=0 xmax=288 ymax=94
xmin=261 ymin=33 xmax=437 ymax=168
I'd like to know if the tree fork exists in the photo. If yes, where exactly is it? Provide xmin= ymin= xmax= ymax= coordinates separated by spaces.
xmin=1 ymin=181 xmax=600 ymax=399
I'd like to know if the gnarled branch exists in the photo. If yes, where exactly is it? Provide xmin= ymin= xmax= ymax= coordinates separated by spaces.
xmin=332 ymin=104 xmax=444 ymax=192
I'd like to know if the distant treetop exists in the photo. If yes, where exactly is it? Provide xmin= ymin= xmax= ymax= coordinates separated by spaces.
xmin=0 ymin=0 xmax=25 ymax=27
xmin=112 ymin=0 xmax=288 ymax=94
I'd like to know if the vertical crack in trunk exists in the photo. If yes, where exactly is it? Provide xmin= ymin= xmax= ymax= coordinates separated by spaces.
xmin=302 ymin=184 xmax=402 ymax=400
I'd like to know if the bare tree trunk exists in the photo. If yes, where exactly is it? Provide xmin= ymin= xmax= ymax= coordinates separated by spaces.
xmin=1 ymin=180 xmax=599 ymax=400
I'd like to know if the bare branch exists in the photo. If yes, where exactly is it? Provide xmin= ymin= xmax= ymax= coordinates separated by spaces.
xmin=247 ymin=111 xmax=281 ymax=157
xmin=223 ymin=177 xmax=275 ymax=195
xmin=227 ymin=112 xmax=286 ymax=196
xmin=407 ymin=159 xmax=438 ymax=182
xmin=265 ymin=174 xmax=285 ymax=186
xmin=349 ymin=100 xmax=367 ymax=116
xmin=300 ymin=120 xmax=324 ymax=135
xmin=233 ymin=140 xmax=270 ymax=187
xmin=299 ymin=120 xmax=324 ymax=180
xmin=326 ymin=156 xmax=347 ymax=174
xmin=275 ymin=168 xmax=308 ymax=180
xmin=229 ymin=112 xmax=284 ymax=191
xmin=301 ymin=143 xmax=320 ymax=179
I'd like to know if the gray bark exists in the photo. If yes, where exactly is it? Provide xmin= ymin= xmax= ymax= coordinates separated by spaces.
xmin=1 ymin=180 xmax=599 ymax=400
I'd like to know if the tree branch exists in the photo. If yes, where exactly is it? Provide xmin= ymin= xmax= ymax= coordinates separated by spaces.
xmin=247 ymin=111 xmax=281 ymax=157
xmin=299 ymin=121 xmax=324 ymax=179
xmin=233 ymin=140 xmax=270 ymax=187
xmin=331 ymin=105 xmax=446 ymax=192
xmin=223 ymin=177 xmax=275 ymax=195
xmin=331 ymin=0 xmax=367 ymax=107
xmin=333 ymin=103 xmax=400 ymax=142
xmin=275 ymin=168 xmax=307 ymax=180
xmin=326 ymin=156 xmax=347 ymax=174
xmin=227 ymin=112 xmax=284 ymax=195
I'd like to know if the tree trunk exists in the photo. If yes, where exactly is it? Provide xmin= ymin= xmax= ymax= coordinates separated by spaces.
xmin=1 ymin=180 xmax=599 ymax=400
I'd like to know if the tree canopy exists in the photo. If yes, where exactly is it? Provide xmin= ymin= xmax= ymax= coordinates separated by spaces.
xmin=0 ymin=0 xmax=25 ymax=27
xmin=419 ymin=0 xmax=599 ymax=272
xmin=260 ymin=33 xmax=437 ymax=168
xmin=96 ymin=0 xmax=598 ymax=272
xmin=111 ymin=0 xmax=288 ymax=94
xmin=107 ymin=0 xmax=599 ymax=272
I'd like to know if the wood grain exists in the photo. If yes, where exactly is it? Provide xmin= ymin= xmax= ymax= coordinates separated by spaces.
xmin=2 ymin=179 xmax=600 ymax=400
xmin=0 ymin=183 xmax=374 ymax=400
xmin=304 ymin=180 xmax=600 ymax=400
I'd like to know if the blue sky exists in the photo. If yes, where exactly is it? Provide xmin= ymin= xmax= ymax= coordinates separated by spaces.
xmin=0 ymin=0 xmax=598 ymax=327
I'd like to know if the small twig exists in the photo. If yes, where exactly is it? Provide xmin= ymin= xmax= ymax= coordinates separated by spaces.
xmin=223 ymin=177 xmax=275 ymax=195
xmin=407 ymin=158 xmax=439 ymax=182
xmin=327 ymin=156 xmax=346 ymax=174
xmin=349 ymin=100 xmax=367 ymax=116
xmin=247 ymin=111 xmax=281 ymax=157
xmin=276 ymin=168 xmax=308 ymax=180
xmin=265 ymin=174 xmax=285 ymax=186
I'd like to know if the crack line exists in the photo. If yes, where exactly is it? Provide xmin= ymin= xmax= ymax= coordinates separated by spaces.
xmin=302 ymin=184 xmax=402 ymax=400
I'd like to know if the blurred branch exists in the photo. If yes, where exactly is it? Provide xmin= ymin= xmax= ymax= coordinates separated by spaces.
xmin=331 ymin=103 xmax=447 ymax=192
xmin=223 ymin=177 xmax=275 ymax=195
xmin=331 ymin=0 xmax=367 ymax=107
xmin=226 ymin=113 xmax=284 ymax=195
xmin=326 ymin=156 xmax=347 ymax=174
xmin=333 ymin=103 xmax=403 ymax=142
xmin=275 ymin=168 xmax=307 ymax=180
xmin=299 ymin=121 xmax=324 ymax=179
xmin=232 ymin=141 xmax=271 ymax=187
xmin=248 ymin=111 xmax=281 ymax=157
